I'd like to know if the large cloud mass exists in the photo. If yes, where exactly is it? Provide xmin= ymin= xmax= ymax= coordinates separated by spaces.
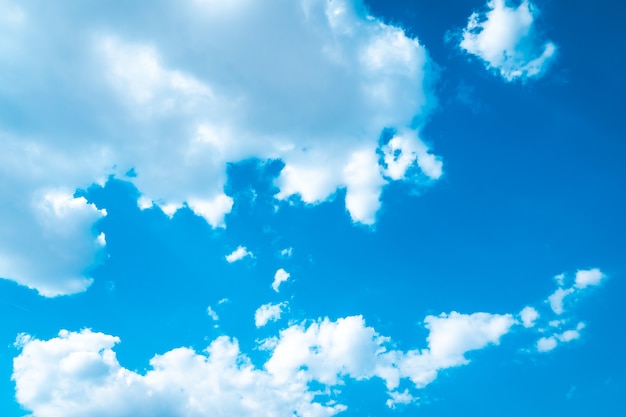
xmin=0 ymin=0 xmax=442 ymax=296
xmin=13 ymin=312 xmax=513 ymax=416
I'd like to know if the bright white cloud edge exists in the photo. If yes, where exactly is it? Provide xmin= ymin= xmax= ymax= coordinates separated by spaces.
xmin=11 ymin=268 xmax=606 ymax=414
xmin=458 ymin=0 xmax=557 ymax=81
xmin=0 ymin=0 xmax=442 ymax=296
xmin=272 ymin=268 xmax=291 ymax=292
xmin=225 ymin=246 xmax=253 ymax=263
xmin=13 ymin=311 xmax=514 ymax=417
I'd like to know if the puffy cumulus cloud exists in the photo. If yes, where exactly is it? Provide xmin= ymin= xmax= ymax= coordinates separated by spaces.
xmin=225 ymin=246 xmax=253 ymax=263
xmin=13 ymin=329 xmax=345 ymax=417
xmin=458 ymin=0 xmax=557 ymax=81
xmin=0 ymin=0 xmax=441 ymax=295
xmin=272 ymin=268 xmax=291 ymax=292
xmin=536 ymin=322 xmax=585 ymax=353
xmin=14 ymin=312 xmax=516 ymax=416
xmin=547 ymin=287 xmax=574 ymax=315
xmin=519 ymin=306 xmax=539 ymax=328
xmin=574 ymin=268 xmax=606 ymax=289
xmin=254 ymin=302 xmax=287 ymax=328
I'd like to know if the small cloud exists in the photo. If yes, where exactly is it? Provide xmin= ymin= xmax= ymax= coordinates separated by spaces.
xmin=225 ymin=246 xmax=253 ymax=263
xmin=280 ymin=247 xmax=293 ymax=258
xmin=547 ymin=287 xmax=574 ymax=315
xmin=272 ymin=268 xmax=290 ymax=292
xmin=96 ymin=232 xmax=107 ymax=247
xmin=386 ymin=389 xmax=417 ymax=409
xmin=207 ymin=306 xmax=219 ymax=321
xmin=218 ymin=298 xmax=229 ymax=305
xmin=457 ymin=0 xmax=557 ymax=81
xmin=537 ymin=336 xmax=558 ymax=352
xmin=574 ymin=268 xmax=606 ymax=289
xmin=254 ymin=302 xmax=287 ymax=328
xmin=536 ymin=322 xmax=585 ymax=353
xmin=519 ymin=306 xmax=539 ymax=328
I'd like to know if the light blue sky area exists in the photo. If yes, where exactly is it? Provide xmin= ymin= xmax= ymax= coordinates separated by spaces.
xmin=1 ymin=0 xmax=625 ymax=416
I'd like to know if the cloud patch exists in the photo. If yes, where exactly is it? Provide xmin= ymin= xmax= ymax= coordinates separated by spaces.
xmin=0 ymin=0 xmax=442 ymax=296
xmin=458 ymin=0 xmax=557 ymax=81
xmin=13 ymin=311 xmax=514 ymax=416
xmin=225 ymin=246 xmax=254 ymax=263
xmin=272 ymin=268 xmax=291 ymax=293
xmin=254 ymin=302 xmax=287 ymax=328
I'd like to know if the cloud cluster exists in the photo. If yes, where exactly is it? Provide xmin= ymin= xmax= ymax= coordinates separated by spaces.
xmin=0 ymin=0 xmax=442 ymax=296
xmin=458 ymin=0 xmax=556 ymax=81
xmin=13 ymin=312 xmax=514 ymax=416
xmin=534 ymin=269 xmax=606 ymax=352
xmin=11 ymin=269 xmax=607 ymax=414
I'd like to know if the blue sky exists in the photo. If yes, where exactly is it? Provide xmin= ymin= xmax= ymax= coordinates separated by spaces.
xmin=0 ymin=0 xmax=624 ymax=416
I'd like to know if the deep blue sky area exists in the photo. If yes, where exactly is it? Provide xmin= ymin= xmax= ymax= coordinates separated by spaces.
xmin=1 ymin=0 xmax=624 ymax=416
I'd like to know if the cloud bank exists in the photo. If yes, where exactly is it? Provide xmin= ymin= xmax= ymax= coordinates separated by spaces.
xmin=11 ymin=269 xmax=605 ymax=414
xmin=458 ymin=0 xmax=556 ymax=81
xmin=0 ymin=0 xmax=442 ymax=296
xmin=13 ymin=312 xmax=513 ymax=416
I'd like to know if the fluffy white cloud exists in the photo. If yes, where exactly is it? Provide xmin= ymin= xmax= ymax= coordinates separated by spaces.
xmin=385 ymin=389 xmax=417 ymax=409
xmin=254 ymin=302 xmax=287 ymax=328
xmin=536 ymin=336 xmax=558 ymax=352
xmin=13 ymin=329 xmax=345 ymax=417
xmin=458 ymin=0 xmax=556 ymax=81
xmin=547 ymin=287 xmax=574 ymax=315
xmin=13 ymin=311 xmax=516 ymax=416
xmin=574 ymin=268 xmax=605 ymax=289
xmin=0 ymin=0 xmax=442 ymax=295
xmin=0 ymin=184 xmax=107 ymax=297
xmin=546 ymin=268 xmax=607 ymax=315
xmin=272 ymin=268 xmax=291 ymax=292
xmin=519 ymin=306 xmax=539 ymax=328
xmin=536 ymin=322 xmax=585 ymax=353
xmin=225 ymin=246 xmax=253 ymax=263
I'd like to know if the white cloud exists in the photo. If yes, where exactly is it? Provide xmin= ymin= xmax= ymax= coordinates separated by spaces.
xmin=533 ymin=269 xmax=607 ymax=352
xmin=272 ymin=268 xmax=291 ymax=292
xmin=547 ymin=287 xmax=574 ymax=315
xmin=0 ymin=0 xmax=442 ymax=295
xmin=0 ymin=185 xmax=106 ymax=297
xmin=574 ymin=268 xmax=605 ymax=289
xmin=458 ymin=0 xmax=557 ymax=81
xmin=545 ymin=268 xmax=607 ymax=315
xmin=536 ymin=336 xmax=557 ymax=352
xmin=254 ymin=302 xmax=287 ymax=328
xmin=381 ymin=130 xmax=443 ymax=181
xmin=13 ymin=312 xmax=517 ymax=415
xmin=225 ymin=246 xmax=253 ymax=263
xmin=280 ymin=247 xmax=293 ymax=258
xmin=207 ymin=306 xmax=219 ymax=321
xmin=536 ymin=322 xmax=585 ymax=353
xmin=386 ymin=389 xmax=417 ymax=409
xmin=12 ymin=329 xmax=346 ymax=417
xmin=519 ymin=306 xmax=539 ymax=328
